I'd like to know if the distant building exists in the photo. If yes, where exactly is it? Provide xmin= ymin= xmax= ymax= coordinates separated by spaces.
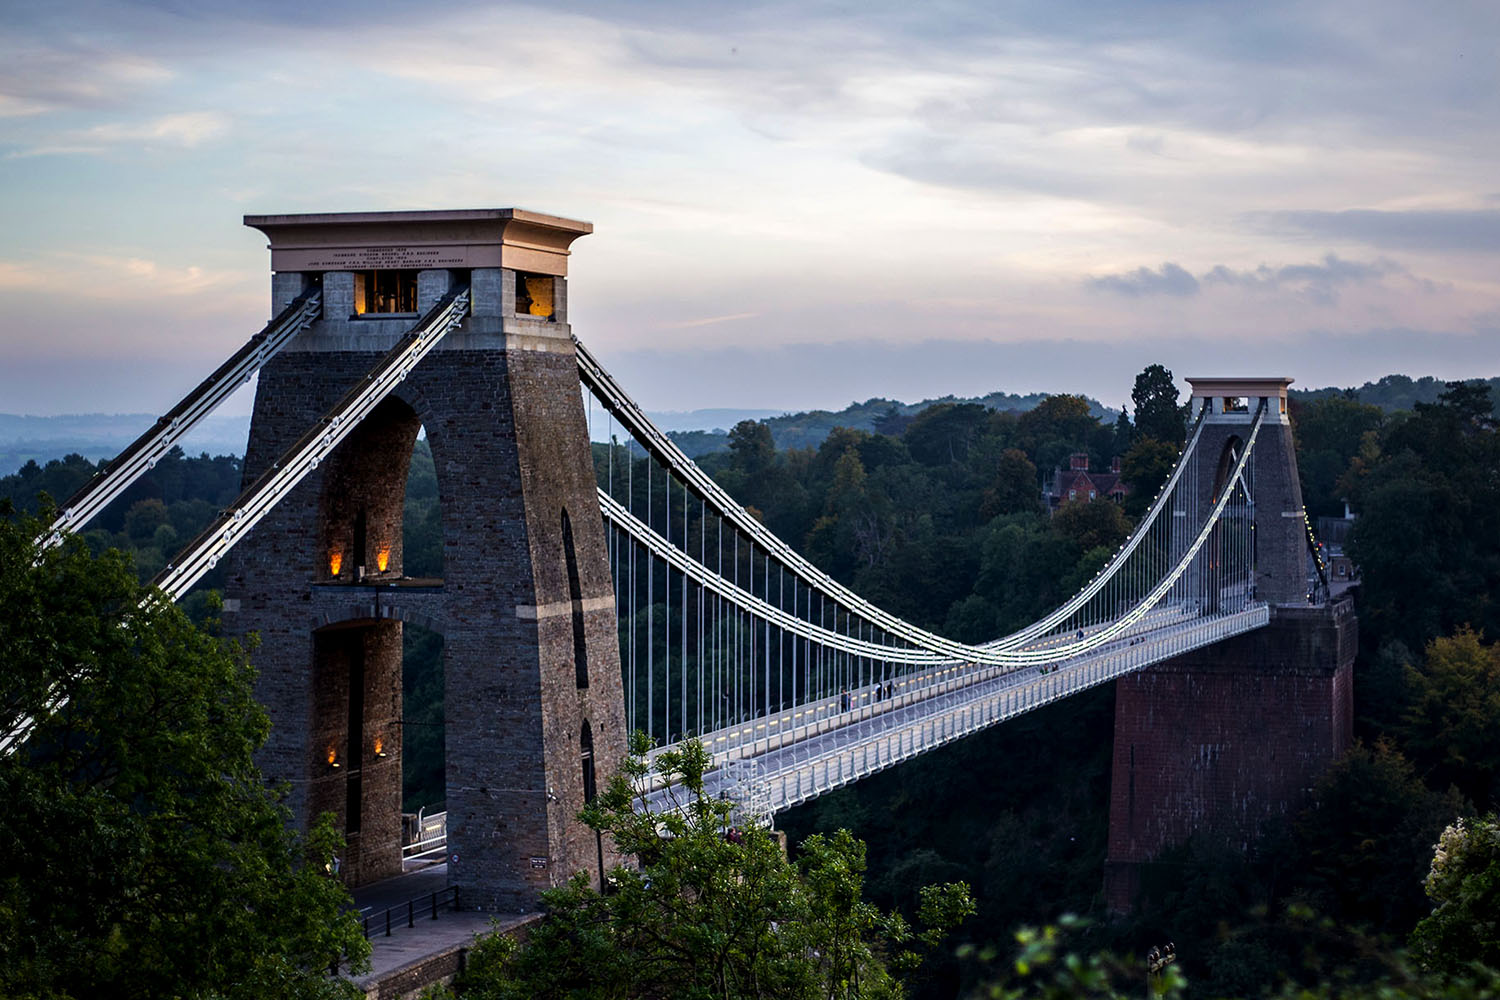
xmin=1044 ymin=452 xmax=1129 ymax=513
xmin=1315 ymin=503 xmax=1357 ymax=581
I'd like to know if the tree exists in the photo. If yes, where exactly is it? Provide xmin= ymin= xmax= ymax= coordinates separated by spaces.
xmin=905 ymin=402 xmax=991 ymax=467
xmin=1111 ymin=406 xmax=1134 ymax=457
xmin=0 ymin=507 xmax=368 ymax=1000
xmin=1051 ymin=497 xmax=1132 ymax=553
xmin=1346 ymin=382 xmax=1500 ymax=653
xmin=1291 ymin=395 xmax=1384 ymax=518
xmin=444 ymin=734 xmax=973 ymax=1000
xmin=1293 ymin=740 xmax=1461 ymax=935
xmin=728 ymin=419 xmax=776 ymax=475
xmin=1131 ymin=365 xmax=1185 ymax=446
xmin=1016 ymin=396 xmax=1098 ymax=471
xmin=1119 ymin=438 xmax=1178 ymax=518
xmin=980 ymin=448 xmax=1041 ymax=520
xmin=1400 ymin=629 xmax=1500 ymax=811
xmin=1410 ymin=813 xmax=1500 ymax=974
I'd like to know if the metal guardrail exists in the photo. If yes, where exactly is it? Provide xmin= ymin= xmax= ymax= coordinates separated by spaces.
xmin=360 ymin=886 xmax=461 ymax=939
xmin=754 ymin=606 xmax=1270 ymax=814
xmin=641 ymin=605 xmax=1269 ymax=819
xmin=402 ymin=809 xmax=447 ymax=861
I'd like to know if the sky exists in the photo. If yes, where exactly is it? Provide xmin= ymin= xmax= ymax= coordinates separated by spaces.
xmin=2 ymin=0 xmax=1499 ymax=419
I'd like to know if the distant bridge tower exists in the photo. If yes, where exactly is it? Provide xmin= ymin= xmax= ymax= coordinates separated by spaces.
xmin=1105 ymin=378 xmax=1356 ymax=911
xmin=224 ymin=210 xmax=626 ymax=909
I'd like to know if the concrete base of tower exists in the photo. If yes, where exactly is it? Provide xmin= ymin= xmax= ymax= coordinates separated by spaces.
xmin=1103 ymin=597 xmax=1356 ymax=914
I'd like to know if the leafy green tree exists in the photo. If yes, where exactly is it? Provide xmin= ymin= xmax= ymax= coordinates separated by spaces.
xmin=971 ymin=914 xmax=1500 ymax=1000
xmin=1400 ymin=629 xmax=1500 ymax=810
xmin=980 ymin=449 xmax=1041 ymax=520
xmin=1130 ymin=365 xmax=1185 ymax=446
xmin=1291 ymin=395 xmax=1384 ymax=518
xmin=905 ymin=403 xmax=991 ymax=467
xmin=728 ymin=419 xmax=776 ymax=475
xmin=1051 ymin=498 xmax=1132 ymax=554
xmin=0 ymin=508 xmax=369 ymax=1000
xmin=1410 ymin=813 xmax=1500 ymax=974
xmin=1111 ymin=407 xmax=1134 ymax=457
xmin=1017 ymin=396 xmax=1098 ymax=474
xmin=1347 ymin=382 xmax=1500 ymax=653
xmin=1118 ymin=438 xmax=1178 ymax=518
xmin=444 ymin=734 xmax=973 ymax=1000
xmin=1293 ymin=740 xmax=1462 ymax=935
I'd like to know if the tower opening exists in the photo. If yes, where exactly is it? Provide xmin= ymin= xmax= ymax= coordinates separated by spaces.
xmin=402 ymin=623 xmax=445 ymax=818
xmin=319 ymin=396 xmax=421 ymax=584
xmin=354 ymin=269 xmax=419 ymax=314
xmin=563 ymin=508 xmax=589 ymax=688
xmin=311 ymin=621 xmax=402 ymax=884
xmin=402 ymin=432 xmax=443 ymax=581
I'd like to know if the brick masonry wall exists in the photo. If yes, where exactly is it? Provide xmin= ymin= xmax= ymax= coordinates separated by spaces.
xmin=1191 ymin=419 xmax=1309 ymax=606
xmin=225 ymin=270 xmax=626 ymax=907
xmin=1104 ymin=598 xmax=1357 ymax=911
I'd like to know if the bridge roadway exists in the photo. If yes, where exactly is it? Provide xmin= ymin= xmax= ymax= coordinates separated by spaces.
xmin=644 ymin=603 xmax=1270 ymax=818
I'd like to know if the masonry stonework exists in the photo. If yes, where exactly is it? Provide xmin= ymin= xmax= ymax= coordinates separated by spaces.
xmin=1104 ymin=379 xmax=1357 ymax=912
xmin=225 ymin=210 xmax=625 ymax=909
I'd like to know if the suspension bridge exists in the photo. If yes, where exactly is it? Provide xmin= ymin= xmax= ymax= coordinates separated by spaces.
xmin=6 ymin=209 xmax=1353 ymax=915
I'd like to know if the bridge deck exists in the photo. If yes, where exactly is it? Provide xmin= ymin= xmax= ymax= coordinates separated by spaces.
xmin=645 ymin=605 xmax=1269 ymax=818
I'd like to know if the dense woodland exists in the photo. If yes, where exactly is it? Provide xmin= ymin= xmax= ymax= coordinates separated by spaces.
xmin=4 ymin=369 xmax=1500 ymax=997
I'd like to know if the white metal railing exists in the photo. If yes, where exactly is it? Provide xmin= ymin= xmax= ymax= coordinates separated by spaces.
xmin=643 ymin=605 xmax=1269 ymax=818
xmin=753 ymin=606 xmax=1269 ymax=814
xmin=403 ymin=808 xmax=447 ymax=861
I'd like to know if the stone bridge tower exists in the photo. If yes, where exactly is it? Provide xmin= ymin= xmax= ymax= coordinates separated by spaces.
xmin=1105 ymin=378 xmax=1357 ymax=911
xmin=224 ymin=209 xmax=626 ymax=910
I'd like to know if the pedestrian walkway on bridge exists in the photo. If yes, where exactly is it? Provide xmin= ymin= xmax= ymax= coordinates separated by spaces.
xmin=340 ymin=864 xmax=536 ymax=996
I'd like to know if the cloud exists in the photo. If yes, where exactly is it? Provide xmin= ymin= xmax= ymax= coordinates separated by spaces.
xmin=1089 ymin=254 xmax=1410 ymax=306
xmin=663 ymin=312 xmax=758 ymax=329
xmin=81 ymin=111 xmax=230 ymax=148
xmin=1201 ymin=253 xmax=1403 ymax=305
xmin=1088 ymin=262 xmax=1199 ymax=297
xmin=0 ymin=252 xmax=246 ymax=301
xmin=0 ymin=44 xmax=171 ymax=114
xmin=9 ymin=111 xmax=231 ymax=157
xmin=1256 ymin=209 xmax=1500 ymax=253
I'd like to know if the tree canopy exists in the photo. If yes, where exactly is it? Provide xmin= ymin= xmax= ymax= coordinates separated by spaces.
xmin=0 ymin=507 xmax=368 ymax=1000
xmin=442 ymin=734 xmax=973 ymax=1000
xmin=1130 ymin=365 xmax=1185 ymax=446
xmin=1410 ymin=813 xmax=1500 ymax=975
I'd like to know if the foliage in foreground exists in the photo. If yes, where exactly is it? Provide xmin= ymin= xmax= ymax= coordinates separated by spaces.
xmin=0 ymin=506 xmax=369 ymax=1000
xmin=440 ymin=733 xmax=973 ymax=1000
xmin=1410 ymin=813 xmax=1500 ymax=976
xmin=975 ymin=914 xmax=1500 ymax=1000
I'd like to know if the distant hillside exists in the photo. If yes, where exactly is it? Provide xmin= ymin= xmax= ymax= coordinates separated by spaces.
xmin=13 ymin=374 xmax=1495 ymax=471
xmin=1291 ymin=374 xmax=1500 ymax=413
xmin=668 ymin=391 xmax=1114 ymax=458
xmin=0 ymin=413 xmax=252 ymax=476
